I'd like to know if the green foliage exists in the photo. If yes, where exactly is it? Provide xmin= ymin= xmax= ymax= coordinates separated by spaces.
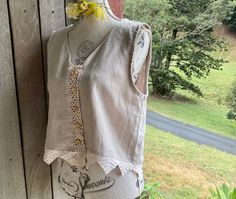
xmin=224 ymin=7 xmax=236 ymax=31
xmin=226 ymin=79 xmax=236 ymax=120
xmin=140 ymin=182 xmax=163 ymax=199
xmin=150 ymin=67 xmax=202 ymax=97
xmin=208 ymin=183 xmax=236 ymax=199
xmin=124 ymin=0 xmax=235 ymax=97
xmin=227 ymin=110 xmax=236 ymax=120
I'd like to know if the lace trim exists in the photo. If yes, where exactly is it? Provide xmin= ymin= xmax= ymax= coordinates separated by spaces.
xmin=49 ymin=57 xmax=144 ymax=182
xmin=66 ymin=64 xmax=87 ymax=165
xmin=43 ymin=149 xmax=143 ymax=181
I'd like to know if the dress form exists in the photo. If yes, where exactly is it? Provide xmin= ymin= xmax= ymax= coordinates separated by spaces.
xmin=67 ymin=0 xmax=150 ymax=82
xmin=55 ymin=0 xmax=151 ymax=198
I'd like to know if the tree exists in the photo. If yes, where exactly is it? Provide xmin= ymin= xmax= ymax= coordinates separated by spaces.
xmin=124 ymin=0 xmax=235 ymax=97
xmin=224 ymin=6 xmax=236 ymax=31
xmin=226 ymin=79 xmax=236 ymax=120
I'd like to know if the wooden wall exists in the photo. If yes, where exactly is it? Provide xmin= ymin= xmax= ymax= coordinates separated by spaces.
xmin=0 ymin=0 xmax=123 ymax=198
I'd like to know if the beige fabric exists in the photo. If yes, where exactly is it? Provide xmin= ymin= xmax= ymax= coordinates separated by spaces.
xmin=43 ymin=18 xmax=152 ymax=183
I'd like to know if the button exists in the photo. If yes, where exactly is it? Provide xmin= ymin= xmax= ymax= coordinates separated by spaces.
xmin=75 ymin=138 xmax=81 ymax=145
xmin=70 ymin=87 xmax=78 ymax=94
xmin=74 ymin=122 xmax=83 ymax=129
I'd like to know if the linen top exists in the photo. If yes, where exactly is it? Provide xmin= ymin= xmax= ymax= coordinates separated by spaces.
xmin=43 ymin=18 xmax=152 ymax=181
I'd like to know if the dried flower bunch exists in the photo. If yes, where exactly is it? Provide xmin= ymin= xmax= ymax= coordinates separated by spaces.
xmin=66 ymin=0 xmax=105 ymax=20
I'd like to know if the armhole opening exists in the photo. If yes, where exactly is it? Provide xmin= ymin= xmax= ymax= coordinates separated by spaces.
xmin=130 ymin=23 xmax=152 ymax=97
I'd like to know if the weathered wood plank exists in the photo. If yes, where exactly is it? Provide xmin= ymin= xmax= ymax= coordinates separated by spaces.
xmin=0 ymin=0 xmax=27 ymax=199
xmin=39 ymin=0 xmax=66 ymax=198
xmin=8 ymin=0 xmax=52 ymax=198
xmin=39 ymin=0 xmax=66 ymax=81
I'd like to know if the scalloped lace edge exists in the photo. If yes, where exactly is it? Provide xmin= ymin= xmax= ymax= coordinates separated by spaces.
xmin=43 ymin=149 xmax=144 ymax=181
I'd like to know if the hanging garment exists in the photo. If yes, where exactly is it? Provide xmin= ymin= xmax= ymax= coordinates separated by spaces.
xmin=43 ymin=18 xmax=152 ymax=184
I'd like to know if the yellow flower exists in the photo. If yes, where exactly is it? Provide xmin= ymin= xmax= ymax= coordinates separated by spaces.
xmin=66 ymin=3 xmax=82 ymax=20
xmin=93 ymin=6 xmax=105 ymax=20
xmin=80 ymin=0 xmax=89 ymax=11
xmin=83 ymin=2 xmax=105 ymax=20
xmin=66 ymin=0 xmax=105 ymax=21
xmin=83 ymin=3 xmax=95 ymax=16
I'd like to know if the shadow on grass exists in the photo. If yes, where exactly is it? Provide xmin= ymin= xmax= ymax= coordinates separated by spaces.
xmin=150 ymin=93 xmax=198 ymax=104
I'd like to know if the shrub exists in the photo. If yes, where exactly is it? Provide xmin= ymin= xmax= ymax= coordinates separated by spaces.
xmin=140 ymin=182 xmax=163 ymax=199
xmin=226 ymin=79 xmax=236 ymax=121
xmin=209 ymin=183 xmax=236 ymax=199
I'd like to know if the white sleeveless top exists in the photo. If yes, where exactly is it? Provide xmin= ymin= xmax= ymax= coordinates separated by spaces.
xmin=43 ymin=18 xmax=152 ymax=182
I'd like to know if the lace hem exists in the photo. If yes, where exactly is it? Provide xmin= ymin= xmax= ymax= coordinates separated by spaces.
xmin=43 ymin=149 xmax=143 ymax=181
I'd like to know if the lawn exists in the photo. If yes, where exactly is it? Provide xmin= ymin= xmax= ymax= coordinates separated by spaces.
xmin=146 ymin=26 xmax=236 ymax=140
xmin=147 ymin=94 xmax=236 ymax=139
xmin=143 ymin=125 xmax=236 ymax=199
xmin=143 ymin=25 xmax=236 ymax=198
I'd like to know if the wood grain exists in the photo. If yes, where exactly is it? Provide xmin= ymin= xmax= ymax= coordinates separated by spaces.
xmin=8 ymin=0 xmax=52 ymax=198
xmin=0 ymin=0 xmax=27 ymax=198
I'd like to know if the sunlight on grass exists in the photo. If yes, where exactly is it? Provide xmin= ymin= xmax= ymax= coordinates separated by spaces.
xmin=176 ymin=61 xmax=236 ymax=105
xmin=144 ymin=125 xmax=236 ymax=199
xmin=147 ymin=95 xmax=236 ymax=139
xmin=146 ymin=28 xmax=236 ymax=140
xmin=143 ymin=24 xmax=236 ymax=199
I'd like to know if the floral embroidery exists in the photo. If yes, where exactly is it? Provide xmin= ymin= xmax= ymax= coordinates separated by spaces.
xmin=75 ymin=40 xmax=95 ymax=65
xmin=67 ymin=64 xmax=87 ymax=164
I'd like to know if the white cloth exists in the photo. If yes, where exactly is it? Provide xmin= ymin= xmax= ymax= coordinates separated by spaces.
xmin=43 ymin=18 xmax=152 ymax=191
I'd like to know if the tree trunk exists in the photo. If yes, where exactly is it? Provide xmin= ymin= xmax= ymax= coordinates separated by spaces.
xmin=165 ymin=29 xmax=177 ymax=69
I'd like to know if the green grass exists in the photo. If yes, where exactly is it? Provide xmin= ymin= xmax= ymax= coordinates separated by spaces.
xmin=193 ymin=27 xmax=236 ymax=105
xmin=147 ymin=94 xmax=236 ymax=139
xmin=175 ymin=61 xmax=236 ymax=106
xmin=147 ymin=27 xmax=236 ymax=139
xmin=143 ymin=25 xmax=236 ymax=198
xmin=143 ymin=125 xmax=236 ymax=199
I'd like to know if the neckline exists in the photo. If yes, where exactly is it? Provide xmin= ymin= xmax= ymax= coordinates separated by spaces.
xmin=66 ymin=19 xmax=127 ymax=69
